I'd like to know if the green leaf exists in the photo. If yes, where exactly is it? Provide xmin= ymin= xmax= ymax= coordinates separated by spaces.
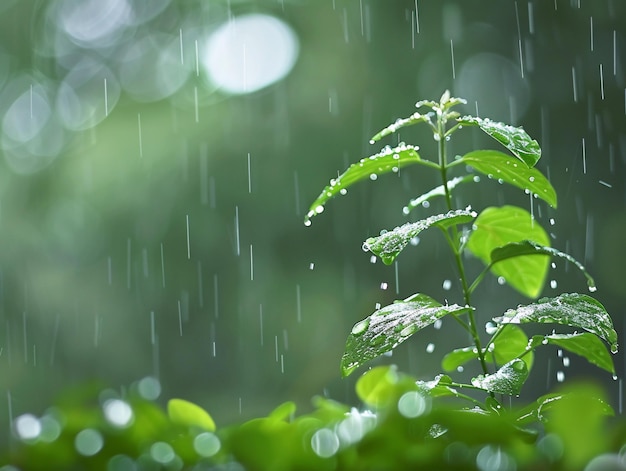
xmin=268 ymin=401 xmax=296 ymax=422
xmin=493 ymin=293 xmax=618 ymax=352
xmin=457 ymin=116 xmax=541 ymax=167
xmin=516 ymin=389 xmax=614 ymax=425
xmin=403 ymin=175 xmax=476 ymax=215
xmin=341 ymin=293 xmax=471 ymax=376
xmin=458 ymin=150 xmax=556 ymax=207
xmin=530 ymin=333 xmax=615 ymax=375
xmin=167 ymin=398 xmax=216 ymax=432
xmin=441 ymin=326 xmax=533 ymax=372
xmin=441 ymin=346 xmax=478 ymax=372
xmin=369 ymin=113 xmax=431 ymax=143
xmin=490 ymin=240 xmax=596 ymax=292
xmin=364 ymin=209 xmax=476 ymax=265
xmin=305 ymin=144 xmax=422 ymax=225
xmin=355 ymin=365 xmax=419 ymax=408
xmin=467 ymin=206 xmax=550 ymax=298
xmin=471 ymin=359 xmax=529 ymax=396
xmin=490 ymin=325 xmax=534 ymax=370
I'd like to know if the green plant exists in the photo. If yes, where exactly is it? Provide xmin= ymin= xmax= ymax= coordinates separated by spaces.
xmin=306 ymin=90 xmax=618 ymax=404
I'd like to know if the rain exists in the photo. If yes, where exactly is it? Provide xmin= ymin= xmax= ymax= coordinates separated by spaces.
xmin=0 ymin=0 xmax=625 ymax=452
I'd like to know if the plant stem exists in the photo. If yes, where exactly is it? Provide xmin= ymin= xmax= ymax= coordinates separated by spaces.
xmin=437 ymin=113 xmax=491 ymax=378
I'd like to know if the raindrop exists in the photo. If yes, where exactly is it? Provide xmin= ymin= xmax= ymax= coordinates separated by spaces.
xmin=588 ymin=285 xmax=597 ymax=293
xmin=610 ymin=343 xmax=619 ymax=354
xmin=103 ymin=399 xmax=133 ymax=428
xmin=398 ymin=391 xmax=428 ymax=418
xmin=442 ymin=279 xmax=452 ymax=290
xmin=75 ymin=429 xmax=104 ymax=457
xmin=351 ymin=319 xmax=369 ymax=336
xmin=309 ymin=262 xmax=315 ymax=270
xmin=497 ymin=276 xmax=506 ymax=285
xmin=194 ymin=432 xmax=221 ymax=457
xmin=433 ymin=320 xmax=442 ymax=330
xmin=562 ymin=357 xmax=570 ymax=368
xmin=314 ymin=205 xmax=324 ymax=214
xmin=370 ymin=255 xmax=377 ymax=264
xmin=485 ymin=322 xmax=498 ymax=335
xmin=426 ymin=343 xmax=435 ymax=353
xmin=369 ymin=173 xmax=378 ymax=181
xmin=556 ymin=371 xmax=565 ymax=383
xmin=380 ymin=282 xmax=388 ymax=290
xmin=150 ymin=441 xmax=176 ymax=464
xmin=550 ymin=280 xmax=557 ymax=289
xmin=311 ymin=429 xmax=339 ymax=458
xmin=457 ymin=366 xmax=464 ymax=372
xmin=399 ymin=325 xmax=417 ymax=337
xmin=15 ymin=414 xmax=41 ymax=441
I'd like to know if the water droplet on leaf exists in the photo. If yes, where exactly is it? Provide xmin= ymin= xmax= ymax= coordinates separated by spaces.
xmin=351 ymin=319 xmax=369 ymax=336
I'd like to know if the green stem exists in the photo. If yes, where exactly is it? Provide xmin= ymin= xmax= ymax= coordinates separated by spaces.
xmin=436 ymin=114 xmax=491 ymax=379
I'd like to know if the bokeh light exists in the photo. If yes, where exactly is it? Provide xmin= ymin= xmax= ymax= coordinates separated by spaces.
xmin=202 ymin=14 xmax=299 ymax=95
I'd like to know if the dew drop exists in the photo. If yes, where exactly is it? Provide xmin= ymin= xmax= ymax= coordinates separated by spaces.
xmin=369 ymin=173 xmax=378 ymax=181
xmin=339 ymin=188 xmax=347 ymax=195
xmin=529 ymin=176 xmax=535 ymax=182
xmin=369 ymin=139 xmax=375 ymax=144
xmin=422 ymin=201 xmax=430 ymax=208
xmin=304 ymin=219 xmax=312 ymax=227
xmin=612 ymin=375 xmax=618 ymax=381
xmin=314 ymin=205 xmax=324 ymax=214
xmin=351 ymin=319 xmax=370 ymax=336
xmin=588 ymin=285 xmax=597 ymax=292
xmin=497 ymin=276 xmax=506 ymax=285
xmin=399 ymin=325 xmax=418 ymax=337
xmin=456 ymin=366 xmax=464 ymax=373
xmin=485 ymin=322 xmax=497 ymax=335
xmin=402 ymin=206 xmax=410 ymax=215
xmin=409 ymin=237 xmax=420 ymax=246
xmin=433 ymin=319 xmax=442 ymax=330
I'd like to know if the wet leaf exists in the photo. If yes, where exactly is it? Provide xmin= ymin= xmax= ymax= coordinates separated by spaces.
xmin=369 ymin=112 xmax=431 ymax=143
xmin=529 ymin=332 xmax=615 ymax=374
xmin=305 ymin=144 xmax=422 ymax=224
xmin=403 ymin=175 xmax=475 ymax=215
xmin=490 ymin=325 xmax=534 ymax=370
xmin=441 ymin=326 xmax=533 ymax=372
xmin=471 ymin=359 xmax=529 ymax=395
xmin=341 ymin=294 xmax=471 ymax=376
xmin=458 ymin=150 xmax=556 ymax=207
xmin=467 ymin=206 xmax=550 ymax=298
xmin=458 ymin=116 xmax=541 ymax=167
xmin=441 ymin=346 xmax=477 ymax=372
xmin=356 ymin=365 xmax=419 ymax=408
xmin=490 ymin=240 xmax=595 ymax=292
xmin=364 ymin=209 xmax=476 ymax=265
xmin=167 ymin=398 xmax=216 ymax=432
xmin=268 ymin=401 xmax=296 ymax=422
xmin=493 ymin=293 xmax=618 ymax=352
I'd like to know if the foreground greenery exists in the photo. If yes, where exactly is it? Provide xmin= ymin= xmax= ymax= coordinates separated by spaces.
xmin=4 ymin=373 xmax=626 ymax=471
xmin=4 ymin=93 xmax=623 ymax=470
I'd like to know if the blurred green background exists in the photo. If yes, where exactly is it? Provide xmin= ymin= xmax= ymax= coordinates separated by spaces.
xmin=0 ymin=0 xmax=625 ymax=437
